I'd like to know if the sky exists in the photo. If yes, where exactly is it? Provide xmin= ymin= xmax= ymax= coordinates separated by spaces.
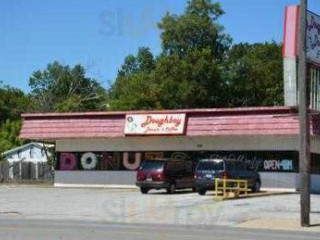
xmin=1 ymin=0 xmax=320 ymax=92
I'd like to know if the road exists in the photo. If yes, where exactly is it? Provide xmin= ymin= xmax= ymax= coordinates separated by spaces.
xmin=0 ymin=219 xmax=318 ymax=240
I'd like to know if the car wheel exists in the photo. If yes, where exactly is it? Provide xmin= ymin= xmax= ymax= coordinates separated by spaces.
xmin=252 ymin=180 xmax=261 ymax=193
xmin=140 ymin=187 xmax=149 ymax=194
xmin=198 ymin=189 xmax=207 ymax=195
xmin=166 ymin=183 xmax=176 ymax=194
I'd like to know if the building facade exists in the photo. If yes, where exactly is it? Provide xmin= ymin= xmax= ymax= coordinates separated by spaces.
xmin=19 ymin=107 xmax=320 ymax=192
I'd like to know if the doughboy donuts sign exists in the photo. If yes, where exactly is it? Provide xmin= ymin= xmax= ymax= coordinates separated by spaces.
xmin=124 ymin=114 xmax=186 ymax=135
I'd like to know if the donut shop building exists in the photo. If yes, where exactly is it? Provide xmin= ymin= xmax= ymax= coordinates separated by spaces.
xmin=16 ymin=5 xmax=320 ymax=192
xmin=19 ymin=106 xmax=320 ymax=192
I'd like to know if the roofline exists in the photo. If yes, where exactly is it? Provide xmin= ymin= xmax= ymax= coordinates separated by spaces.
xmin=21 ymin=106 xmax=296 ymax=119
xmin=2 ymin=142 xmax=52 ymax=156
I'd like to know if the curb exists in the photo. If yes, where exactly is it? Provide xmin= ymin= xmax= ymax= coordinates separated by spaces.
xmin=261 ymin=187 xmax=297 ymax=193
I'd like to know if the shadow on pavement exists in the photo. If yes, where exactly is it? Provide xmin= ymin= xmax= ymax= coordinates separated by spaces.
xmin=148 ymin=190 xmax=195 ymax=195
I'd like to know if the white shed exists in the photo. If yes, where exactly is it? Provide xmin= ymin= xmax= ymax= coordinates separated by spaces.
xmin=3 ymin=142 xmax=51 ymax=163
xmin=2 ymin=142 xmax=53 ymax=179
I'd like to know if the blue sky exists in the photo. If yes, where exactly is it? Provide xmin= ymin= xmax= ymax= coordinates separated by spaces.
xmin=1 ymin=0 xmax=320 ymax=92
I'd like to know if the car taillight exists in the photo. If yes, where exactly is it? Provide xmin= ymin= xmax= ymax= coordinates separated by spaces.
xmin=223 ymin=171 xmax=229 ymax=179
xmin=136 ymin=171 xmax=145 ymax=181
xmin=154 ymin=172 xmax=165 ymax=181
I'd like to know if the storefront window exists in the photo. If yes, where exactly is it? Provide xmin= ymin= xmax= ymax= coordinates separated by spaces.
xmin=56 ymin=151 xmax=320 ymax=174
xmin=311 ymin=154 xmax=320 ymax=174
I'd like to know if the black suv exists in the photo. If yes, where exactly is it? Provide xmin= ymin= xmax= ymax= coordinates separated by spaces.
xmin=194 ymin=159 xmax=261 ymax=195
xmin=136 ymin=158 xmax=195 ymax=194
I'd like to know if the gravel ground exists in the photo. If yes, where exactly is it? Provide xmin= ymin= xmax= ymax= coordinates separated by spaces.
xmin=0 ymin=186 xmax=319 ymax=228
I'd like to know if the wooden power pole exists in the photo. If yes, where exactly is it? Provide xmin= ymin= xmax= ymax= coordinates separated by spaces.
xmin=298 ymin=0 xmax=311 ymax=227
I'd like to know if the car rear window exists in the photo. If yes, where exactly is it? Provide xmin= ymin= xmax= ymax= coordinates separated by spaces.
xmin=141 ymin=161 xmax=165 ymax=170
xmin=197 ymin=160 xmax=224 ymax=171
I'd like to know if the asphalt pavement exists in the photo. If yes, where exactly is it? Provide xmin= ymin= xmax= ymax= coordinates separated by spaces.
xmin=1 ymin=186 xmax=320 ymax=228
xmin=1 ymin=186 xmax=320 ymax=236
xmin=0 ymin=219 xmax=319 ymax=240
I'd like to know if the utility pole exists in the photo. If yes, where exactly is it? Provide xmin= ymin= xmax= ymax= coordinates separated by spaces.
xmin=298 ymin=0 xmax=310 ymax=227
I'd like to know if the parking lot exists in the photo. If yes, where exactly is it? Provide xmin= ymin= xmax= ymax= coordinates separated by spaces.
xmin=0 ymin=186 xmax=320 ymax=230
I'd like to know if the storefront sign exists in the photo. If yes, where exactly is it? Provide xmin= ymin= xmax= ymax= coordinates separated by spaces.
xmin=124 ymin=114 xmax=186 ymax=135
xmin=307 ymin=11 xmax=320 ymax=64
xmin=283 ymin=6 xmax=320 ymax=109
xmin=283 ymin=6 xmax=320 ymax=65
xmin=263 ymin=159 xmax=293 ymax=171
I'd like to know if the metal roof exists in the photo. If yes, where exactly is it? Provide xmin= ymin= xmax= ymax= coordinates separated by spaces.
xmin=2 ymin=142 xmax=52 ymax=157
xmin=21 ymin=106 xmax=293 ymax=118
xmin=19 ymin=106 xmax=320 ymax=140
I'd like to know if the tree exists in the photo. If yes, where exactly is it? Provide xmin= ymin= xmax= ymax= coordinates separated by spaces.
xmin=109 ymin=47 xmax=159 ymax=110
xmin=29 ymin=61 xmax=108 ymax=112
xmin=225 ymin=42 xmax=284 ymax=107
xmin=0 ymin=84 xmax=32 ymax=154
xmin=117 ymin=47 xmax=155 ymax=77
xmin=153 ymin=49 xmax=226 ymax=109
xmin=152 ymin=0 xmax=231 ymax=109
xmin=158 ymin=0 xmax=231 ymax=58
xmin=0 ymin=120 xmax=24 ymax=156
xmin=109 ymin=0 xmax=231 ymax=110
xmin=0 ymin=84 xmax=32 ymax=122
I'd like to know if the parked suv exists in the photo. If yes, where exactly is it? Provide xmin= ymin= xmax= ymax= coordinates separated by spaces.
xmin=194 ymin=159 xmax=261 ymax=195
xmin=136 ymin=158 xmax=195 ymax=194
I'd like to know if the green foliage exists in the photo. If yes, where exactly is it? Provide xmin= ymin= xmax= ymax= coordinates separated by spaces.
xmin=225 ymin=42 xmax=284 ymax=106
xmin=158 ymin=0 xmax=231 ymax=57
xmin=0 ymin=85 xmax=30 ymax=155
xmin=109 ymin=0 xmax=232 ymax=110
xmin=109 ymin=47 xmax=159 ymax=110
xmin=0 ymin=120 xmax=24 ymax=157
xmin=29 ymin=61 xmax=108 ymax=112
xmin=42 ymin=144 xmax=56 ymax=167
xmin=109 ymin=0 xmax=283 ymax=110
xmin=0 ymin=61 xmax=109 ymax=153
xmin=0 ymin=84 xmax=32 ymax=122
xmin=156 ymin=0 xmax=231 ymax=109
xmin=153 ymin=49 xmax=226 ymax=109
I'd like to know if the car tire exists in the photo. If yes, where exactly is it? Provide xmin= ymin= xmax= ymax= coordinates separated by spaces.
xmin=166 ymin=183 xmax=176 ymax=194
xmin=198 ymin=189 xmax=207 ymax=196
xmin=252 ymin=180 xmax=261 ymax=193
xmin=140 ymin=187 xmax=149 ymax=194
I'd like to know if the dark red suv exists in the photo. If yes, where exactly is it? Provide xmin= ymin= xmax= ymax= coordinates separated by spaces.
xmin=136 ymin=158 xmax=195 ymax=194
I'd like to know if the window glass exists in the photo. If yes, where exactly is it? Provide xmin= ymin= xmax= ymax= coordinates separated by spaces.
xmin=237 ymin=163 xmax=247 ymax=171
xmin=226 ymin=161 xmax=236 ymax=171
xmin=30 ymin=147 xmax=34 ymax=159
xmin=140 ymin=160 xmax=164 ymax=170
xmin=197 ymin=160 xmax=224 ymax=171
xmin=185 ymin=161 xmax=193 ymax=174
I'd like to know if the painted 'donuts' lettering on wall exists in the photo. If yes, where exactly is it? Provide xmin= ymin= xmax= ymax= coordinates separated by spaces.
xmin=123 ymin=152 xmax=141 ymax=170
xmin=58 ymin=151 xmax=298 ymax=172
